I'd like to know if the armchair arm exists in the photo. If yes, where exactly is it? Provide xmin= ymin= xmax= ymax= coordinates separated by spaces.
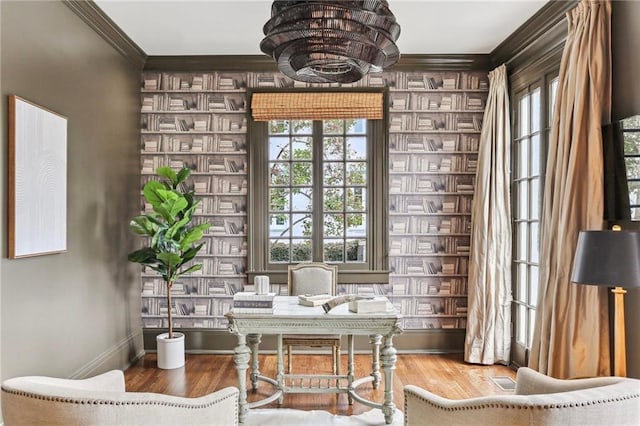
xmin=1 ymin=370 xmax=125 ymax=395
xmin=514 ymin=367 xmax=624 ymax=395
xmin=105 ymin=386 xmax=239 ymax=426
xmin=404 ymin=385 xmax=534 ymax=426
xmin=405 ymin=379 xmax=640 ymax=426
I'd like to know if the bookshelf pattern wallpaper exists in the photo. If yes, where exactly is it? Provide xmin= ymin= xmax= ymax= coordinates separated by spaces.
xmin=140 ymin=70 xmax=488 ymax=330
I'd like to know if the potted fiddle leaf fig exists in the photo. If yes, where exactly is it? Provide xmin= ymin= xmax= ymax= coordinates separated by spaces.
xmin=128 ymin=166 xmax=210 ymax=369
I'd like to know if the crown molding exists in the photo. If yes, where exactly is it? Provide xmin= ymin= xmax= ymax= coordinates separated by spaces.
xmin=64 ymin=0 xmax=147 ymax=69
xmin=144 ymin=55 xmax=278 ymax=72
xmin=508 ymin=30 xmax=564 ymax=93
xmin=390 ymin=54 xmax=491 ymax=71
xmin=490 ymin=0 xmax=578 ymax=69
xmin=144 ymin=54 xmax=491 ymax=72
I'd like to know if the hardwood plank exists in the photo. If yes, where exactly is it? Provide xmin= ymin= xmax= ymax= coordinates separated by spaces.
xmin=124 ymin=353 xmax=516 ymax=415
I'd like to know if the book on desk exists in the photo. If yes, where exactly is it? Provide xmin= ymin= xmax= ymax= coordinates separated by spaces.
xmin=233 ymin=291 xmax=276 ymax=313
xmin=348 ymin=296 xmax=394 ymax=313
xmin=315 ymin=294 xmax=395 ymax=313
xmin=297 ymin=294 xmax=333 ymax=307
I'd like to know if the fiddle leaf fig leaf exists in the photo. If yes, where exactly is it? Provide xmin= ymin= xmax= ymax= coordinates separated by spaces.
xmin=180 ymin=224 xmax=210 ymax=250
xmin=143 ymin=181 xmax=165 ymax=207
xmin=154 ymin=204 xmax=172 ymax=223
xmin=166 ymin=215 xmax=190 ymax=240
xmin=147 ymin=265 xmax=167 ymax=277
xmin=128 ymin=247 xmax=158 ymax=264
xmin=178 ymin=264 xmax=203 ymax=276
xmin=157 ymin=252 xmax=181 ymax=269
xmin=181 ymin=243 xmax=204 ymax=263
xmin=130 ymin=216 xmax=155 ymax=235
xmin=176 ymin=167 xmax=191 ymax=185
xmin=156 ymin=166 xmax=177 ymax=186
xmin=168 ymin=197 xmax=188 ymax=218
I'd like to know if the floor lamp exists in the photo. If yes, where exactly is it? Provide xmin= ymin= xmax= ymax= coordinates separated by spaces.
xmin=571 ymin=230 xmax=640 ymax=376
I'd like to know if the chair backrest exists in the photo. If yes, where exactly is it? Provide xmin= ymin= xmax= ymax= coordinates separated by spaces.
xmin=288 ymin=263 xmax=337 ymax=296
xmin=1 ymin=371 xmax=239 ymax=426
xmin=404 ymin=367 xmax=640 ymax=426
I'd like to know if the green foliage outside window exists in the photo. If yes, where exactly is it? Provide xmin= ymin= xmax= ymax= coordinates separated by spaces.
xmin=270 ymin=240 xmax=363 ymax=262
xmin=268 ymin=119 xmax=367 ymax=262
xmin=622 ymin=115 xmax=640 ymax=219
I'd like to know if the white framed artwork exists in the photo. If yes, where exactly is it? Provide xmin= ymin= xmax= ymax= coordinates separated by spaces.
xmin=8 ymin=95 xmax=67 ymax=258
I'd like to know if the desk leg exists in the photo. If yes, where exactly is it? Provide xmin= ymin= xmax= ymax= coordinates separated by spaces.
xmin=381 ymin=335 xmax=397 ymax=425
xmin=276 ymin=334 xmax=284 ymax=405
xmin=247 ymin=333 xmax=261 ymax=391
xmin=347 ymin=334 xmax=354 ymax=405
xmin=233 ymin=334 xmax=251 ymax=423
xmin=369 ymin=334 xmax=382 ymax=389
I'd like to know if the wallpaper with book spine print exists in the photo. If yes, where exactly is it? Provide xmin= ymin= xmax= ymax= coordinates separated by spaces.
xmin=140 ymin=70 xmax=488 ymax=330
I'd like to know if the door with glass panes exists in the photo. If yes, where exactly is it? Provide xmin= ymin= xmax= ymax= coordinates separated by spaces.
xmin=511 ymin=74 xmax=558 ymax=367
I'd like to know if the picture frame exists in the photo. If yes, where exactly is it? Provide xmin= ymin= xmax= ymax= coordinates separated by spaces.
xmin=8 ymin=95 xmax=68 ymax=258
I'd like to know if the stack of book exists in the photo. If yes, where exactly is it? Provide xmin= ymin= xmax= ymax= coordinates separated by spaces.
xmin=348 ymin=296 xmax=394 ymax=314
xmin=232 ymin=292 xmax=275 ymax=314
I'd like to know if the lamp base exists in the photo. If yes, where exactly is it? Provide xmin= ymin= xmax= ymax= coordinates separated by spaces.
xmin=612 ymin=286 xmax=627 ymax=377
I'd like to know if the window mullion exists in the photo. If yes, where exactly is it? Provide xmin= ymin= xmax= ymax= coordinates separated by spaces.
xmin=250 ymin=121 xmax=269 ymax=272
xmin=312 ymin=120 xmax=324 ymax=262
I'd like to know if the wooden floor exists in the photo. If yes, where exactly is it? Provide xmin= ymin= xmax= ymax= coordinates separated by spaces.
xmin=125 ymin=353 xmax=516 ymax=415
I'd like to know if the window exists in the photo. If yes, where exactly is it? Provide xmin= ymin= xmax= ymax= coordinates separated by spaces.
xmin=267 ymin=119 xmax=368 ymax=264
xmin=248 ymin=93 xmax=388 ymax=284
xmin=621 ymin=115 xmax=640 ymax=219
xmin=511 ymin=73 xmax=558 ymax=366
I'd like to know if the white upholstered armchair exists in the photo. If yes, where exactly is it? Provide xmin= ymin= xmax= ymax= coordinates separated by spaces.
xmin=1 ymin=370 xmax=239 ymax=426
xmin=404 ymin=367 xmax=640 ymax=426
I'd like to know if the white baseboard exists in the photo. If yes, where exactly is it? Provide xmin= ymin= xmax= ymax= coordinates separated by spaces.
xmin=70 ymin=330 xmax=144 ymax=379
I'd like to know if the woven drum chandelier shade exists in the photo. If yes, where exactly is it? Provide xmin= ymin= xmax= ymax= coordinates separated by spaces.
xmin=260 ymin=0 xmax=401 ymax=83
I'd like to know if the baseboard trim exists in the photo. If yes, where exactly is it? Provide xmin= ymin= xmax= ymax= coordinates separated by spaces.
xmin=143 ymin=329 xmax=465 ymax=354
xmin=71 ymin=330 xmax=144 ymax=379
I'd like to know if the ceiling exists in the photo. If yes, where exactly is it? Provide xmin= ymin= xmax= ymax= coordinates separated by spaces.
xmin=93 ymin=0 xmax=549 ymax=57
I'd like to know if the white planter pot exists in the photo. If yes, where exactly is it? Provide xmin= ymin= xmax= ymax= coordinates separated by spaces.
xmin=156 ymin=332 xmax=185 ymax=369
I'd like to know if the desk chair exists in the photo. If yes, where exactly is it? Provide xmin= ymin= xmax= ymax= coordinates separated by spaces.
xmin=284 ymin=263 xmax=341 ymax=374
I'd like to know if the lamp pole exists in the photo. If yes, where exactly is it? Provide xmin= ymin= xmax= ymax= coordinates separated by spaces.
xmin=612 ymin=286 xmax=627 ymax=376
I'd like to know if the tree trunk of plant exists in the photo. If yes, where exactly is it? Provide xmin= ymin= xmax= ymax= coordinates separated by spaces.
xmin=167 ymin=280 xmax=173 ymax=339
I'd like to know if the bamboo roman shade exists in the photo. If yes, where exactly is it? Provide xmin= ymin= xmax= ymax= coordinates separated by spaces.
xmin=251 ymin=92 xmax=383 ymax=121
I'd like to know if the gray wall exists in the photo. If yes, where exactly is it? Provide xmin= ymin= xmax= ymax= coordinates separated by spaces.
xmin=612 ymin=0 xmax=640 ymax=122
xmin=612 ymin=0 xmax=640 ymax=379
xmin=0 ymin=0 xmax=143 ymax=401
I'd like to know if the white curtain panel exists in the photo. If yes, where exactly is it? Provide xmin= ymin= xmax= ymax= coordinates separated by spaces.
xmin=529 ymin=0 xmax=612 ymax=379
xmin=464 ymin=64 xmax=512 ymax=365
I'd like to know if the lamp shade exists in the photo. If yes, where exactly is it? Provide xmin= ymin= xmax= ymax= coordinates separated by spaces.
xmin=571 ymin=230 xmax=640 ymax=288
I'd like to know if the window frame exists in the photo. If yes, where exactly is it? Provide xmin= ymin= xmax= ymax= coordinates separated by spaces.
xmin=510 ymin=69 xmax=558 ymax=368
xmin=621 ymin=116 xmax=640 ymax=219
xmin=247 ymin=89 xmax=389 ymax=285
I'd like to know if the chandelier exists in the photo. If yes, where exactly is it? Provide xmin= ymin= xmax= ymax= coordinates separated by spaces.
xmin=260 ymin=0 xmax=401 ymax=84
